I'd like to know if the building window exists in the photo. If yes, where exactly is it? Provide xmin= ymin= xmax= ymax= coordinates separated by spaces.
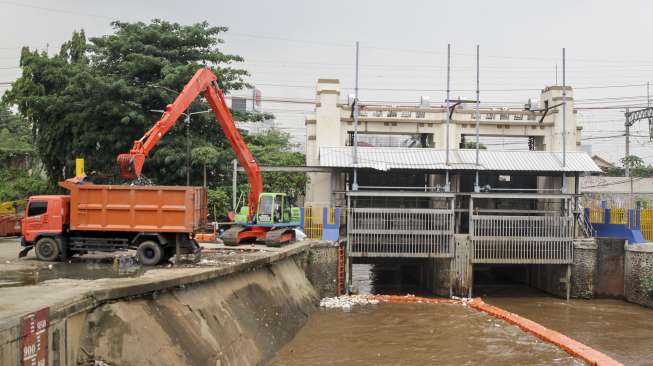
xmin=527 ymin=114 xmax=536 ymax=121
xmin=485 ymin=113 xmax=495 ymax=120
xmin=373 ymin=111 xmax=383 ymax=117
xmin=391 ymin=122 xmax=398 ymax=126
xmin=358 ymin=111 xmax=368 ymax=117
xmin=499 ymin=113 xmax=509 ymax=120
xmin=400 ymin=111 xmax=412 ymax=118
xmin=387 ymin=111 xmax=397 ymax=118
xmin=514 ymin=114 xmax=523 ymax=120
xmin=416 ymin=111 xmax=426 ymax=118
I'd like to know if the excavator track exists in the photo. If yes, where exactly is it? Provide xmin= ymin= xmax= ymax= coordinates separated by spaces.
xmin=264 ymin=228 xmax=296 ymax=247
xmin=222 ymin=225 xmax=246 ymax=246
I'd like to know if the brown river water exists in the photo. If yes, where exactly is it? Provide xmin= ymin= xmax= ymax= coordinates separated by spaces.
xmin=272 ymin=265 xmax=653 ymax=366
xmin=271 ymin=302 xmax=584 ymax=365
xmin=483 ymin=285 xmax=653 ymax=366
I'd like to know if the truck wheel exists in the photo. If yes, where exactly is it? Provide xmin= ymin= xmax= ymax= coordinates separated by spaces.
xmin=137 ymin=240 xmax=163 ymax=265
xmin=35 ymin=237 xmax=60 ymax=261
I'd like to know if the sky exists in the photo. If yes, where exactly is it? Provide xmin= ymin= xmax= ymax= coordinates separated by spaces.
xmin=1 ymin=0 xmax=652 ymax=164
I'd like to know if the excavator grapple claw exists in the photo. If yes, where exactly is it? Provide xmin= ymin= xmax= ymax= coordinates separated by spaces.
xmin=117 ymin=153 xmax=145 ymax=180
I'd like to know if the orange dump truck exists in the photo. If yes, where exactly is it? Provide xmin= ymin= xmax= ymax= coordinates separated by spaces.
xmin=20 ymin=177 xmax=207 ymax=264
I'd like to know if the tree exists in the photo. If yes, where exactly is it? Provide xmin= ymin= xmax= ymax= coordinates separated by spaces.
xmin=3 ymin=20 xmax=306 ymax=219
xmin=0 ymin=105 xmax=33 ymax=159
xmin=247 ymin=129 xmax=308 ymax=201
xmin=607 ymin=155 xmax=653 ymax=177
xmin=3 ymin=20 xmax=262 ymax=186
xmin=191 ymin=145 xmax=219 ymax=187
xmin=622 ymin=155 xmax=644 ymax=170
xmin=0 ymin=105 xmax=48 ymax=201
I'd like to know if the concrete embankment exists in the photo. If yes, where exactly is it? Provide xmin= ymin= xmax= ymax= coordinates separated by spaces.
xmin=0 ymin=241 xmax=338 ymax=365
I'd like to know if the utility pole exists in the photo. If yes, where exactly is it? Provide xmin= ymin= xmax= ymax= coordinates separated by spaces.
xmin=352 ymin=41 xmax=360 ymax=191
xmin=232 ymin=159 xmax=238 ymax=210
xmin=474 ymin=45 xmax=480 ymax=192
xmin=186 ymin=113 xmax=191 ymax=186
xmin=646 ymin=81 xmax=653 ymax=141
xmin=445 ymin=44 xmax=451 ymax=192
xmin=562 ymin=48 xmax=567 ymax=193
xmin=625 ymin=107 xmax=630 ymax=177
xmin=625 ymin=107 xmax=632 ymax=207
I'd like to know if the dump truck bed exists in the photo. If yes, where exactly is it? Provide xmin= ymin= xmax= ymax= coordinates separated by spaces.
xmin=62 ymin=181 xmax=207 ymax=233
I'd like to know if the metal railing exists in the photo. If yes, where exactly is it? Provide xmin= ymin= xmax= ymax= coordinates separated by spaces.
xmin=587 ymin=207 xmax=605 ymax=224
xmin=470 ymin=215 xmax=574 ymax=264
xmin=303 ymin=206 xmax=324 ymax=240
xmin=610 ymin=208 xmax=628 ymax=225
xmin=641 ymin=209 xmax=653 ymax=241
xmin=348 ymin=208 xmax=454 ymax=258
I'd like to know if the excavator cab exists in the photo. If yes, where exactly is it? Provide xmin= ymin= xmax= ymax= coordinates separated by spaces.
xmin=256 ymin=193 xmax=290 ymax=224
xmin=234 ymin=193 xmax=300 ymax=225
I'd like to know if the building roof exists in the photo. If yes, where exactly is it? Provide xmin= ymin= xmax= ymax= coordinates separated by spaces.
xmin=319 ymin=147 xmax=602 ymax=173
xmin=591 ymin=155 xmax=615 ymax=171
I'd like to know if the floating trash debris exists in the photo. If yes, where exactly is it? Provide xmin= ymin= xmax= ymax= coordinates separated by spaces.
xmin=320 ymin=295 xmax=380 ymax=310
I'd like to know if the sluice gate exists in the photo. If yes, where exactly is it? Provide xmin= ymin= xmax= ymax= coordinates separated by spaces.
xmin=348 ymin=208 xmax=454 ymax=258
xmin=345 ymin=192 xmax=580 ymax=298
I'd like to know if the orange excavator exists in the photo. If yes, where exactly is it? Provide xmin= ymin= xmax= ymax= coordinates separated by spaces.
xmin=117 ymin=68 xmax=300 ymax=246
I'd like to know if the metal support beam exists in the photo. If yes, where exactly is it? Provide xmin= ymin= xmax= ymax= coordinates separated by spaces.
xmin=232 ymin=159 xmax=238 ymax=210
xmin=566 ymin=264 xmax=572 ymax=301
xmin=236 ymin=165 xmax=333 ymax=173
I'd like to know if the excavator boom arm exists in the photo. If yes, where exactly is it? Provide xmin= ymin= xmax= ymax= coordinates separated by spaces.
xmin=117 ymin=68 xmax=263 ymax=219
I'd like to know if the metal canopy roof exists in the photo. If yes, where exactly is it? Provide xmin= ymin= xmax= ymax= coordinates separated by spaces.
xmin=319 ymin=147 xmax=601 ymax=173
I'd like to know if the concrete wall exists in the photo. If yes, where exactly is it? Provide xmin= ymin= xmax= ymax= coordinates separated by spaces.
xmin=625 ymin=243 xmax=653 ymax=308
xmin=595 ymin=238 xmax=625 ymax=298
xmin=76 ymin=258 xmax=317 ymax=366
xmin=294 ymin=241 xmax=339 ymax=298
xmin=571 ymin=241 xmax=598 ymax=298
xmin=529 ymin=239 xmax=597 ymax=299
xmin=0 ymin=249 xmax=324 ymax=366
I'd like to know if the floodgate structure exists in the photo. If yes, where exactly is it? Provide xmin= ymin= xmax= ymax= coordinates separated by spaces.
xmin=304 ymin=79 xmax=614 ymax=299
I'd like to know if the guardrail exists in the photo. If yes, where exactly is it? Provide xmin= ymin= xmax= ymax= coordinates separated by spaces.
xmin=583 ymin=207 xmax=653 ymax=241
xmin=348 ymin=208 xmax=454 ymax=258
xmin=470 ymin=215 xmax=573 ymax=264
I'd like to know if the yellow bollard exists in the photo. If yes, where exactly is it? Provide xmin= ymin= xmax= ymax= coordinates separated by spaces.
xmin=75 ymin=158 xmax=85 ymax=177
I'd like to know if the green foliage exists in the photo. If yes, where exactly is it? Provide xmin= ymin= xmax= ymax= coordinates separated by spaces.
xmin=0 ymin=169 xmax=49 ymax=201
xmin=247 ymin=129 xmax=308 ymax=202
xmin=621 ymin=155 xmax=644 ymax=170
xmin=0 ymin=105 xmax=33 ymax=159
xmin=191 ymin=145 xmax=219 ymax=166
xmin=3 ymin=20 xmax=250 ymax=185
xmin=606 ymin=155 xmax=653 ymax=177
xmin=3 ymin=20 xmax=307 ymax=220
xmin=207 ymin=188 xmax=230 ymax=222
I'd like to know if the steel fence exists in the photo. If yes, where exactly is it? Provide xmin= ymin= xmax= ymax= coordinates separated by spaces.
xmin=303 ymin=206 xmax=324 ymax=240
xmin=610 ymin=208 xmax=628 ymax=225
xmin=348 ymin=208 xmax=454 ymax=257
xmin=588 ymin=207 xmax=605 ymax=224
xmin=641 ymin=209 xmax=653 ymax=241
xmin=470 ymin=215 xmax=574 ymax=264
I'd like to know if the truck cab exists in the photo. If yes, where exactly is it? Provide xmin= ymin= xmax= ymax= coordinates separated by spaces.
xmin=21 ymin=195 xmax=70 ymax=260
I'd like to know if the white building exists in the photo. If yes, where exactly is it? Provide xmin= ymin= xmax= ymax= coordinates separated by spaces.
xmin=304 ymin=79 xmax=594 ymax=206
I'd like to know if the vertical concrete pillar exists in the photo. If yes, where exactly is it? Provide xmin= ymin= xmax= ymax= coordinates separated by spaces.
xmin=306 ymin=79 xmax=342 ymax=206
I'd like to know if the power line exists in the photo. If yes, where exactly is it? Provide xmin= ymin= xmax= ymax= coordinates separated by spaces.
xmin=0 ymin=0 xmax=112 ymax=19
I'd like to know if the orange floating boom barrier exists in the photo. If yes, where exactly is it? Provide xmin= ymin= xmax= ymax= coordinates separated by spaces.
xmin=370 ymin=295 xmax=623 ymax=366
